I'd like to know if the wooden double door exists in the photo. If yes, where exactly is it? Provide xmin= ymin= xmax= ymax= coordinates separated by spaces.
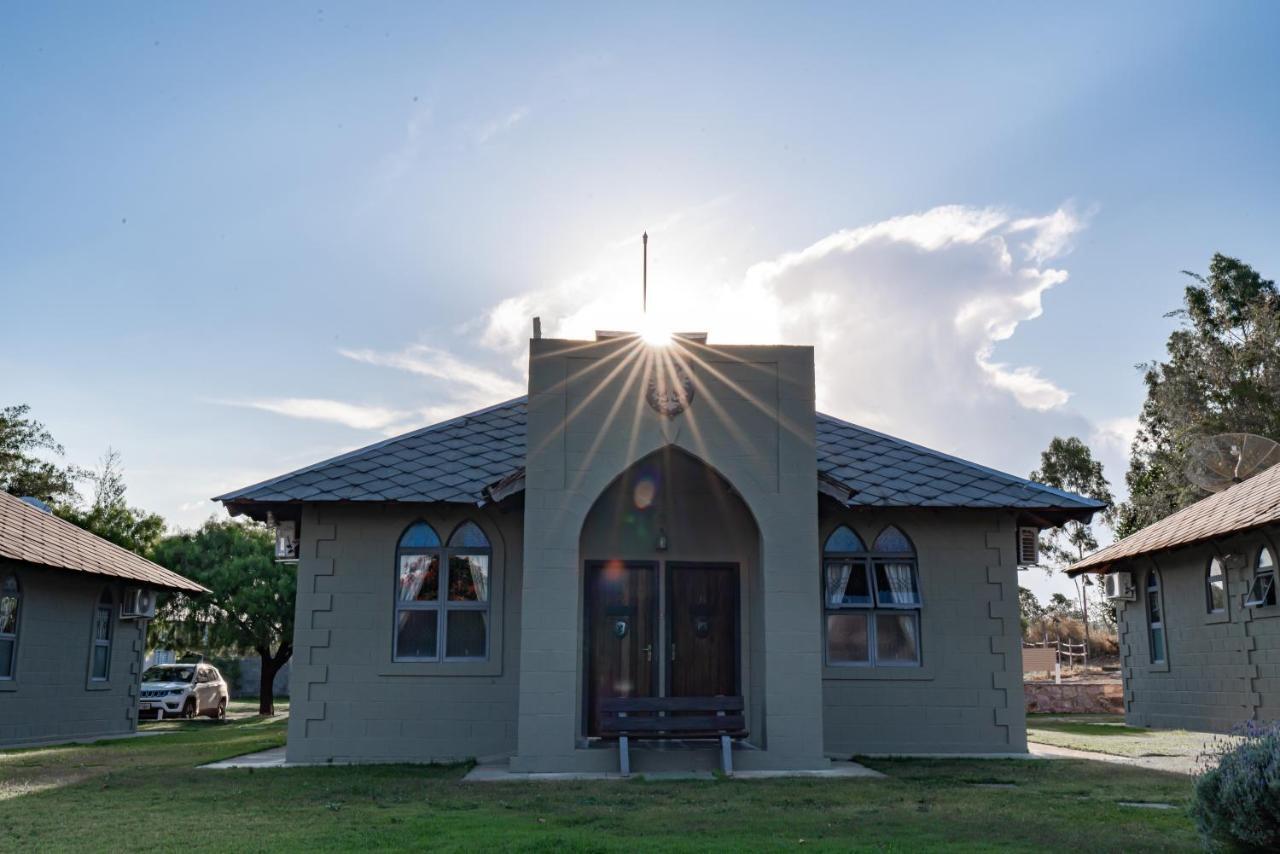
xmin=584 ymin=561 xmax=740 ymax=736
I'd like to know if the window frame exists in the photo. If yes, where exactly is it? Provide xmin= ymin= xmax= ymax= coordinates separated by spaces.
xmin=1205 ymin=557 xmax=1227 ymax=615
xmin=1244 ymin=546 xmax=1277 ymax=610
xmin=89 ymin=589 xmax=114 ymax=684
xmin=1146 ymin=570 xmax=1166 ymax=665
xmin=0 ymin=572 xmax=20 ymax=684
xmin=391 ymin=520 xmax=494 ymax=664
xmin=822 ymin=524 xmax=923 ymax=670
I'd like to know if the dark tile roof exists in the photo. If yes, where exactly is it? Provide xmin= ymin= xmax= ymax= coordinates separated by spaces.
xmin=0 ymin=491 xmax=207 ymax=593
xmin=1068 ymin=461 xmax=1280 ymax=575
xmin=216 ymin=396 xmax=1102 ymax=518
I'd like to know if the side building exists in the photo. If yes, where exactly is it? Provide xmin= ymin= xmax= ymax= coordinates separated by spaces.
xmin=0 ymin=491 xmax=207 ymax=749
xmin=1069 ymin=463 xmax=1280 ymax=731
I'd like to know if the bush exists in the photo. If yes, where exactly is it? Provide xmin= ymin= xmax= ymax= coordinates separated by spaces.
xmin=1192 ymin=721 xmax=1280 ymax=850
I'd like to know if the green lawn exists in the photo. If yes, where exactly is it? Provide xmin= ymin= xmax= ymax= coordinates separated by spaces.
xmin=0 ymin=716 xmax=1202 ymax=852
xmin=1027 ymin=714 xmax=1227 ymax=760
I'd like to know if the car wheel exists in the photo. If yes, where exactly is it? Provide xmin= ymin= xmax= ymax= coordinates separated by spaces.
xmin=182 ymin=698 xmax=197 ymax=719
xmin=215 ymin=698 xmax=227 ymax=722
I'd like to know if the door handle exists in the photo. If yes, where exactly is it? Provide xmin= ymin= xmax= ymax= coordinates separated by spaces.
xmin=670 ymin=644 xmax=676 ymax=662
xmin=643 ymin=644 xmax=653 ymax=662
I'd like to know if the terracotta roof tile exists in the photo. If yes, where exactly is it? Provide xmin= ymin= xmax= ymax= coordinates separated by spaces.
xmin=0 ymin=492 xmax=206 ymax=592
xmin=1068 ymin=463 xmax=1280 ymax=575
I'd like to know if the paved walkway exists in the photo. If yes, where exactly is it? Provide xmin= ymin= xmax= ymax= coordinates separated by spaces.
xmin=1028 ymin=741 xmax=1201 ymax=775
xmin=201 ymin=748 xmax=884 ymax=779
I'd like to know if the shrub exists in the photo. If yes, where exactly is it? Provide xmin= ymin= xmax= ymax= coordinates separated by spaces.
xmin=1191 ymin=721 xmax=1280 ymax=850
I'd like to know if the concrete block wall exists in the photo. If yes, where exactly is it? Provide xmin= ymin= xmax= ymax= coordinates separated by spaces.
xmin=1116 ymin=524 xmax=1280 ymax=732
xmin=0 ymin=562 xmax=146 ymax=749
xmin=819 ymin=510 xmax=1028 ymax=755
xmin=285 ymin=502 xmax=523 ymax=764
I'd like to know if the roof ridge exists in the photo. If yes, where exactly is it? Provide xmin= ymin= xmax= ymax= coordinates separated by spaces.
xmin=815 ymin=411 xmax=1104 ymax=510
xmin=213 ymin=396 xmax=528 ymax=502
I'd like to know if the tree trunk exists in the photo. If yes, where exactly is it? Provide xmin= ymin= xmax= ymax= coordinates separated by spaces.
xmin=256 ymin=644 xmax=292 ymax=716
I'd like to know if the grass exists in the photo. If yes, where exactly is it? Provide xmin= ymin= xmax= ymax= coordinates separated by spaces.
xmin=0 ymin=715 xmax=1202 ymax=852
xmin=1026 ymin=714 xmax=1227 ymax=759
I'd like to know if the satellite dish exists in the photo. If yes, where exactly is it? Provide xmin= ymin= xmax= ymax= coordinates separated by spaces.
xmin=1185 ymin=433 xmax=1280 ymax=493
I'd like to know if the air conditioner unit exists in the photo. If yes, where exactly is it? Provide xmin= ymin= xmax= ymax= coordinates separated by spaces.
xmin=1104 ymin=571 xmax=1136 ymax=601
xmin=1017 ymin=527 xmax=1040 ymax=566
xmin=274 ymin=519 xmax=299 ymax=563
xmin=120 ymin=587 xmax=157 ymax=620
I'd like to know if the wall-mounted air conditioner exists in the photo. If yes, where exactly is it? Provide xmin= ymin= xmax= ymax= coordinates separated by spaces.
xmin=120 ymin=587 xmax=157 ymax=620
xmin=1104 ymin=572 xmax=1136 ymax=601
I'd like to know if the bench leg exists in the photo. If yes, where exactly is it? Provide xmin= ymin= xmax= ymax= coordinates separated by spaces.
xmin=619 ymin=736 xmax=630 ymax=777
xmin=720 ymin=735 xmax=732 ymax=776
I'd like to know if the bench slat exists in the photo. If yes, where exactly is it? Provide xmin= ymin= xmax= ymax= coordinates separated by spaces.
xmin=599 ymin=695 xmax=744 ymax=713
xmin=599 ymin=714 xmax=746 ymax=734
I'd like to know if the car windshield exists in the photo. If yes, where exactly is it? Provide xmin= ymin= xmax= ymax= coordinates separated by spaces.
xmin=142 ymin=666 xmax=194 ymax=683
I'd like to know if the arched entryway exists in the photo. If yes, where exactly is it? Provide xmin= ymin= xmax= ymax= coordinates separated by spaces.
xmin=578 ymin=445 xmax=761 ymax=738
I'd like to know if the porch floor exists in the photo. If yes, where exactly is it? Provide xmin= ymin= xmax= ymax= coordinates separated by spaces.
xmin=462 ymin=758 xmax=885 ymax=782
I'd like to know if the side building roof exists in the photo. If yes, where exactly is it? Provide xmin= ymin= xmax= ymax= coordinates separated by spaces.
xmin=1068 ymin=462 xmax=1280 ymax=576
xmin=216 ymin=396 xmax=1102 ymax=523
xmin=0 ymin=491 xmax=207 ymax=593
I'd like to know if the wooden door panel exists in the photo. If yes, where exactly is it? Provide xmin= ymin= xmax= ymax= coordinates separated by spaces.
xmin=668 ymin=564 xmax=739 ymax=698
xmin=585 ymin=562 xmax=656 ymax=736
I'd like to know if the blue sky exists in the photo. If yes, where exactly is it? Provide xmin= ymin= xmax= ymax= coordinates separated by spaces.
xmin=3 ymin=3 xmax=1279 ymax=601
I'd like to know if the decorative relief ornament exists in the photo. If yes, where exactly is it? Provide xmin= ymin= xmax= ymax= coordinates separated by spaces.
xmin=645 ymin=362 xmax=695 ymax=417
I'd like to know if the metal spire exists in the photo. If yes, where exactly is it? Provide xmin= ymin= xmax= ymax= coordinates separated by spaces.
xmin=642 ymin=231 xmax=648 ymax=314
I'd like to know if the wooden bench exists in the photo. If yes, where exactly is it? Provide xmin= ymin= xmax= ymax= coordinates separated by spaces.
xmin=598 ymin=696 xmax=747 ymax=776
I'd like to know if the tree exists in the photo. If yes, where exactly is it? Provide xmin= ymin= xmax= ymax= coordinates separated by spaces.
xmin=56 ymin=449 xmax=165 ymax=556
xmin=0 ymin=404 xmax=82 ymax=503
xmin=1119 ymin=254 xmax=1280 ymax=536
xmin=1019 ymin=586 xmax=1044 ymax=634
xmin=151 ymin=519 xmax=294 ymax=715
xmin=1030 ymin=436 xmax=1115 ymax=567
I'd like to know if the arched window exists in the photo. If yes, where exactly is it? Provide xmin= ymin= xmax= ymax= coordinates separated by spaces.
xmin=1205 ymin=557 xmax=1226 ymax=614
xmin=0 ymin=574 xmax=19 ymax=680
xmin=443 ymin=522 xmax=491 ymax=659
xmin=393 ymin=520 xmax=492 ymax=662
xmin=1146 ymin=571 xmax=1165 ymax=663
xmin=90 ymin=589 xmax=113 ymax=681
xmin=823 ymin=524 xmax=922 ymax=667
xmin=1245 ymin=547 xmax=1277 ymax=608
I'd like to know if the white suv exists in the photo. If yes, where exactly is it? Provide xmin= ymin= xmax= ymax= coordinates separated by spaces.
xmin=139 ymin=663 xmax=229 ymax=720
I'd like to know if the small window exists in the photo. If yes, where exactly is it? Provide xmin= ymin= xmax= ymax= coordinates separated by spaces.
xmin=0 ymin=574 xmax=19 ymax=680
xmin=1245 ymin=547 xmax=1277 ymax=608
xmin=825 ymin=525 xmax=866 ymax=553
xmin=1146 ymin=572 xmax=1165 ymax=664
xmin=91 ymin=590 xmax=113 ymax=681
xmin=393 ymin=520 xmax=492 ymax=662
xmin=872 ymin=525 xmax=913 ymax=554
xmin=822 ymin=524 xmax=921 ymax=667
xmin=447 ymin=521 xmax=491 ymax=549
xmin=1206 ymin=558 xmax=1226 ymax=614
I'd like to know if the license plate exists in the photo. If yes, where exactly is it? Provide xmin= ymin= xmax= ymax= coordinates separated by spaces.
xmin=140 ymin=703 xmax=154 ymax=709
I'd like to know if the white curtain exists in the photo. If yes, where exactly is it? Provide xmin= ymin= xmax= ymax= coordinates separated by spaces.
xmin=826 ymin=562 xmax=853 ymax=607
xmin=882 ymin=563 xmax=917 ymax=604
xmin=470 ymin=556 xmax=489 ymax=603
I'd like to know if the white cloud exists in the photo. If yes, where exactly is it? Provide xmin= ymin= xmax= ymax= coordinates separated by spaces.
xmin=245 ymin=202 xmax=1134 ymax=508
xmin=474 ymin=201 xmax=1113 ymax=475
xmin=227 ymin=398 xmax=411 ymax=431
xmin=340 ymin=344 xmax=525 ymax=399
xmin=475 ymin=106 xmax=529 ymax=145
